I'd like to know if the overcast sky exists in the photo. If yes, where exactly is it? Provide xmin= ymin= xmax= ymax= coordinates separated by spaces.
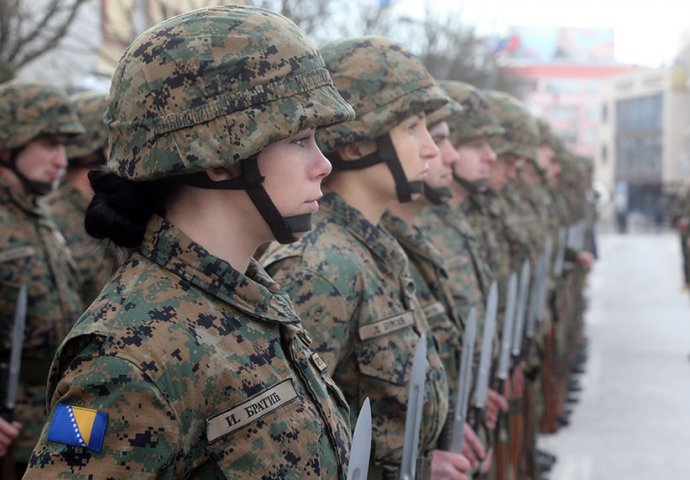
xmin=395 ymin=0 xmax=690 ymax=66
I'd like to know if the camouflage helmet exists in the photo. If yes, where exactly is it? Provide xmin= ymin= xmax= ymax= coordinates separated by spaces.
xmin=0 ymin=81 xmax=84 ymax=151
xmin=106 ymin=5 xmax=354 ymax=182
xmin=316 ymin=36 xmax=449 ymax=153
xmin=536 ymin=118 xmax=564 ymax=151
xmin=484 ymin=90 xmax=539 ymax=163
xmin=426 ymin=81 xmax=464 ymax=129
xmin=67 ymin=91 xmax=108 ymax=162
xmin=439 ymin=80 xmax=504 ymax=146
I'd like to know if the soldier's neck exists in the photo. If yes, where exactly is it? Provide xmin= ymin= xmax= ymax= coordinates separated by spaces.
xmin=448 ymin=182 xmax=468 ymax=207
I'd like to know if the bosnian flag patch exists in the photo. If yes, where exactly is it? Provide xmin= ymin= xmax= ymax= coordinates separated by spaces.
xmin=47 ymin=403 xmax=108 ymax=452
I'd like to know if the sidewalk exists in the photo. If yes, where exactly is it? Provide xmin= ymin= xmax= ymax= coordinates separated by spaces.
xmin=539 ymin=231 xmax=690 ymax=479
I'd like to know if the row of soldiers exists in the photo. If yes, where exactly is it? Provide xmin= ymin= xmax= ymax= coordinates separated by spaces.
xmin=0 ymin=5 xmax=595 ymax=479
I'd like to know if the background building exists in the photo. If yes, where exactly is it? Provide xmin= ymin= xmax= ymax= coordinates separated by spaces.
xmin=501 ymin=26 xmax=640 ymax=158
xmin=598 ymin=61 xmax=690 ymax=224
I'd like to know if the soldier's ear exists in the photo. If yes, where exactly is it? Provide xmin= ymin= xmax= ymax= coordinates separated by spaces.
xmin=337 ymin=140 xmax=377 ymax=162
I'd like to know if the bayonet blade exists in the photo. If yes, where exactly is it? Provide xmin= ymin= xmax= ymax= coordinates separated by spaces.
xmin=400 ymin=333 xmax=427 ymax=480
xmin=472 ymin=281 xmax=498 ymax=410
xmin=553 ymin=227 xmax=567 ymax=277
xmin=448 ymin=308 xmax=477 ymax=454
xmin=512 ymin=260 xmax=531 ymax=357
xmin=497 ymin=272 xmax=518 ymax=380
xmin=5 ymin=284 xmax=27 ymax=412
xmin=347 ymin=397 xmax=372 ymax=480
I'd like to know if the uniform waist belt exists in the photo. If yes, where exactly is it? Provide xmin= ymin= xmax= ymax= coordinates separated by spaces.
xmin=19 ymin=358 xmax=51 ymax=385
xmin=370 ymin=454 xmax=433 ymax=480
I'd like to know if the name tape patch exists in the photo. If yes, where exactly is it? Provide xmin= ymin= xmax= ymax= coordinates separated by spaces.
xmin=422 ymin=302 xmax=446 ymax=318
xmin=359 ymin=311 xmax=415 ymax=340
xmin=206 ymin=379 xmax=298 ymax=443
xmin=446 ymin=255 xmax=469 ymax=270
xmin=0 ymin=246 xmax=36 ymax=264
xmin=311 ymin=352 xmax=328 ymax=374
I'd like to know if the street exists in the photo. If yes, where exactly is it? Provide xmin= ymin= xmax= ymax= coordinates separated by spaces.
xmin=540 ymin=231 xmax=690 ymax=479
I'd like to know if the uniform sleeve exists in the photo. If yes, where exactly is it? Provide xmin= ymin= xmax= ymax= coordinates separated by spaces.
xmin=267 ymin=259 xmax=357 ymax=374
xmin=25 ymin=349 xmax=183 ymax=480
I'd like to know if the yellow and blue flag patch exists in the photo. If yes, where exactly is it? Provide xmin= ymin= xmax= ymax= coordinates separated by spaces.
xmin=47 ymin=403 xmax=108 ymax=452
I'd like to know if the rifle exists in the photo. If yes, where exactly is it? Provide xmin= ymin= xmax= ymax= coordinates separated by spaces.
xmin=445 ymin=308 xmax=478 ymax=454
xmin=347 ymin=397 xmax=372 ymax=480
xmin=493 ymin=273 xmax=518 ymax=480
xmin=470 ymin=281 xmax=498 ymax=433
xmin=399 ymin=333 xmax=427 ymax=480
xmin=1 ymin=284 xmax=28 ymax=479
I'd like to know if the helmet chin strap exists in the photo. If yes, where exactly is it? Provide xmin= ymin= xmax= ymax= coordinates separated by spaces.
xmin=181 ymin=156 xmax=310 ymax=244
xmin=452 ymin=173 xmax=487 ymax=195
xmin=329 ymin=133 xmax=422 ymax=203
xmin=0 ymin=151 xmax=53 ymax=196
xmin=423 ymin=184 xmax=452 ymax=205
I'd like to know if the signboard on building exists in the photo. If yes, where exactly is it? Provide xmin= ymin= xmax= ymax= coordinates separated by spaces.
xmin=503 ymin=27 xmax=614 ymax=64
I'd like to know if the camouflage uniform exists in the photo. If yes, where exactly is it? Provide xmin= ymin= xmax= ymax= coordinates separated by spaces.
xmin=381 ymin=212 xmax=461 ymax=390
xmin=0 ymin=82 xmax=85 ymax=464
xmin=262 ymin=193 xmax=448 ymax=475
xmin=429 ymin=81 xmax=502 ymax=328
xmin=42 ymin=92 xmax=117 ymax=305
xmin=28 ymin=217 xmax=351 ymax=479
xmin=26 ymin=6 xmax=355 ymax=479
xmin=261 ymin=37 xmax=450 ymax=478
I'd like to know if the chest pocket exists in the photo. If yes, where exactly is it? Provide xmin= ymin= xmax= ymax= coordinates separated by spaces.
xmin=356 ymin=310 xmax=420 ymax=386
xmin=205 ymin=378 xmax=328 ymax=479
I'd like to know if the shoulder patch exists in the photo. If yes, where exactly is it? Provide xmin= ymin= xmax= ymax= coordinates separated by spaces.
xmin=359 ymin=311 xmax=415 ymax=340
xmin=206 ymin=379 xmax=298 ymax=443
xmin=47 ymin=403 xmax=108 ymax=452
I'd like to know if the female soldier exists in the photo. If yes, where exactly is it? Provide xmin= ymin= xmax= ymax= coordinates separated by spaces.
xmin=261 ymin=37 xmax=469 ymax=479
xmin=25 ymin=6 xmax=355 ymax=479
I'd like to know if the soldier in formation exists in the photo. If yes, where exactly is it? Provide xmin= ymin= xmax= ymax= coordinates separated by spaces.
xmin=24 ymin=5 xmax=357 ymax=478
xmin=0 ymin=81 xmax=85 ymax=477
xmin=41 ymin=91 xmax=119 ymax=305
xmin=0 ymin=4 xmax=596 ymax=480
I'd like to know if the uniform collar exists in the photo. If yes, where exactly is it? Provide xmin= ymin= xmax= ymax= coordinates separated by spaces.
xmin=0 ymin=175 xmax=41 ymax=216
xmin=140 ymin=215 xmax=299 ymax=324
xmin=429 ymin=202 xmax=476 ymax=237
xmin=319 ymin=191 xmax=406 ymax=271
xmin=381 ymin=212 xmax=446 ymax=270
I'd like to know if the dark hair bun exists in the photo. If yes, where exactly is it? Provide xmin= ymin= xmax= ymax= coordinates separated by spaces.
xmin=85 ymin=168 xmax=167 ymax=248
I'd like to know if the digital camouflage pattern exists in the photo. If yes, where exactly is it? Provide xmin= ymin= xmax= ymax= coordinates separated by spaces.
xmin=484 ymin=90 xmax=539 ymax=165
xmin=0 ymin=177 xmax=84 ymax=463
xmin=0 ymin=81 xmax=84 ymax=150
xmin=417 ymin=203 xmax=492 ymax=331
xmin=316 ymin=36 xmax=449 ymax=153
xmin=41 ymin=183 xmax=120 ymax=305
xmin=260 ymin=192 xmax=448 ymax=475
xmin=438 ymin=80 xmax=504 ymax=147
xmin=106 ymin=5 xmax=354 ymax=181
xmin=26 ymin=216 xmax=351 ymax=479
xmin=66 ymin=91 xmax=109 ymax=162
xmin=425 ymin=89 xmax=464 ymax=130
xmin=381 ymin=212 xmax=462 ymax=390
